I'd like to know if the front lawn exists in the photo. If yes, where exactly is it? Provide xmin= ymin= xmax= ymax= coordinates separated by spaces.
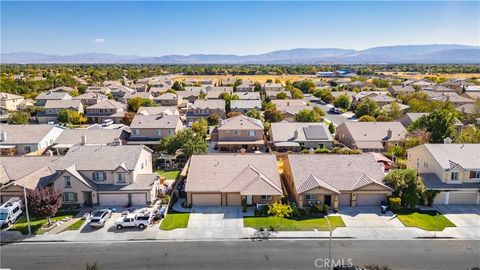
xmin=160 ymin=210 xmax=190 ymax=230
xmin=155 ymin=170 xmax=180 ymax=180
xmin=244 ymin=216 xmax=345 ymax=231
xmin=61 ymin=219 xmax=86 ymax=232
xmin=395 ymin=209 xmax=456 ymax=231
xmin=10 ymin=210 xmax=79 ymax=235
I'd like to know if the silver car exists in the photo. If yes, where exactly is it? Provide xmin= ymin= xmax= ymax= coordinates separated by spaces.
xmin=89 ymin=209 xmax=113 ymax=228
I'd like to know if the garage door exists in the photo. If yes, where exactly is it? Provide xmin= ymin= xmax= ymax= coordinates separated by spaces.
xmin=227 ymin=194 xmax=242 ymax=206
xmin=338 ymin=194 xmax=351 ymax=206
xmin=449 ymin=192 xmax=478 ymax=205
xmin=356 ymin=194 xmax=386 ymax=206
xmin=99 ymin=194 xmax=129 ymax=206
xmin=131 ymin=193 xmax=147 ymax=206
xmin=192 ymin=194 xmax=221 ymax=206
xmin=433 ymin=192 xmax=447 ymax=205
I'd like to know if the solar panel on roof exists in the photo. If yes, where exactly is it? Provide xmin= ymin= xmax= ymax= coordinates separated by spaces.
xmin=303 ymin=126 xmax=328 ymax=140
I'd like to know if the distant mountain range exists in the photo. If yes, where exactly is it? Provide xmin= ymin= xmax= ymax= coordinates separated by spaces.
xmin=2 ymin=44 xmax=479 ymax=64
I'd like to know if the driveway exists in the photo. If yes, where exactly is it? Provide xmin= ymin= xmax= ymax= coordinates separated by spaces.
xmin=315 ymin=103 xmax=354 ymax=126
xmin=434 ymin=204 xmax=480 ymax=228
xmin=188 ymin=206 xmax=247 ymax=229
xmin=335 ymin=206 xmax=404 ymax=228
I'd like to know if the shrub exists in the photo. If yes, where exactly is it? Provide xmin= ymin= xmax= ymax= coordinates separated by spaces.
xmin=322 ymin=204 xmax=329 ymax=214
xmin=388 ymin=197 xmax=401 ymax=211
xmin=301 ymin=149 xmax=310 ymax=154
xmin=311 ymin=204 xmax=323 ymax=214
xmin=315 ymin=148 xmax=330 ymax=154
xmin=161 ymin=195 xmax=171 ymax=204
xmin=424 ymin=190 xmax=440 ymax=206
xmin=268 ymin=201 xmax=293 ymax=218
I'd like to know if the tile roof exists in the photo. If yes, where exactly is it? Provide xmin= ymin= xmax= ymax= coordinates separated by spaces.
xmin=420 ymin=173 xmax=480 ymax=190
xmin=54 ymin=128 xmax=125 ymax=145
xmin=87 ymin=99 xmax=125 ymax=109
xmin=270 ymin=122 xmax=333 ymax=143
xmin=0 ymin=124 xmax=62 ymax=144
xmin=130 ymin=114 xmax=181 ymax=129
xmin=230 ymin=100 xmax=262 ymax=110
xmin=44 ymin=99 xmax=82 ymax=109
xmin=137 ymin=106 xmax=179 ymax=116
xmin=0 ymin=93 xmax=23 ymax=100
xmin=422 ymin=144 xmax=480 ymax=170
xmin=218 ymin=115 xmax=263 ymax=130
xmin=192 ymin=99 xmax=225 ymax=110
xmin=36 ymin=91 xmax=71 ymax=100
xmin=340 ymin=121 xmax=408 ymax=142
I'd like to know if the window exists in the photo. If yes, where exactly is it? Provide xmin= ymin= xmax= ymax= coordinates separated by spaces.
xmin=117 ymin=173 xmax=126 ymax=183
xmin=423 ymin=162 xmax=428 ymax=168
xmin=450 ymin=172 xmax=459 ymax=181
xmin=470 ymin=170 xmax=480 ymax=179
xmin=133 ymin=129 xmax=139 ymax=135
xmin=260 ymin=195 xmax=273 ymax=201
xmin=63 ymin=192 xmax=76 ymax=203
xmin=64 ymin=176 xmax=71 ymax=188
xmin=156 ymin=129 xmax=162 ymax=135
xmin=168 ymin=129 xmax=173 ymax=135
xmin=249 ymin=130 xmax=256 ymax=137
xmin=234 ymin=130 xmax=239 ymax=135
xmin=305 ymin=194 xmax=316 ymax=201
xmin=93 ymin=171 xmax=105 ymax=181
xmin=24 ymin=146 xmax=32 ymax=153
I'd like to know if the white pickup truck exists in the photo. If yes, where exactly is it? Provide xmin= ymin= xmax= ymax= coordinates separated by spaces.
xmin=114 ymin=213 xmax=150 ymax=230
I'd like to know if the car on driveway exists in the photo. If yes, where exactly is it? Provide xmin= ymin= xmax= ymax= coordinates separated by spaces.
xmin=89 ymin=209 xmax=113 ymax=228
xmin=115 ymin=213 xmax=151 ymax=230
xmin=329 ymin=107 xmax=342 ymax=114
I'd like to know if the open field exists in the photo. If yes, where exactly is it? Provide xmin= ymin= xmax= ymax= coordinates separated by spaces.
xmin=381 ymin=72 xmax=480 ymax=80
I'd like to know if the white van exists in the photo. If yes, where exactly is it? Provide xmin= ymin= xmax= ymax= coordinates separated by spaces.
xmin=102 ymin=119 xmax=114 ymax=127
xmin=0 ymin=198 xmax=23 ymax=228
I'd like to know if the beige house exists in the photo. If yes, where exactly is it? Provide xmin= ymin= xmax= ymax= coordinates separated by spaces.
xmin=266 ymin=90 xmax=292 ymax=100
xmin=0 ymin=93 xmax=24 ymax=111
xmin=186 ymin=99 xmax=226 ymax=124
xmin=271 ymin=100 xmax=313 ymax=122
xmin=335 ymin=121 xmax=408 ymax=152
xmin=407 ymin=143 xmax=480 ymax=205
xmin=353 ymin=92 xmax=396 ymax=108
xmin=230 ymin=100 xmax=262 ymax=114
xmin=129 ymin=114 xmax=182 ymax=145
xmin=154 ymin=92 xmax=182 ymax=106
xmin=268 ymin=122 xmax=333 ymax=151
xmin=0 ymin=124 xmax=64 ymax=155
xmin=177 ymin=87 xmax=204 ymax=103
xmin=185 ymin=154 xmax=283 ymax=206
xmin=137 ymin=106 xmax=179 ymax=116
xmin=387 ymin=85 xmax=415 ymax=97
xmin=52 ymin=128 xmax=129 ymax=154
xmin=235 ymin=82 xmax=255 ymax=92
xmin=85 ymin=100 xmax=126 ymax=124
xmin=263 ymin=83 xmax=283 ymax=91
xmin=86 ymin=86 xmax=111 ymax=95
xmin=37 ymin=100 xmax=84 ymax=124
xmin=283 ymin=154 xmax=393 ymax=209
xmin=35 ymin=91 xmax=72 ymax=106
xmin=73 ymin=92 xmax=108 ymax=106
xmin=213 ymin=115 xmax=265 ymax=152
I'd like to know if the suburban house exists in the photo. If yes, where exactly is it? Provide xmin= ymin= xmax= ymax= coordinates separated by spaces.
xmin=407 ymin=143 xmax=480 ymax=205
xmin=36 ymin=100 xmax=84 ymax=124
xmin=186 ymin=99 xmax=226 ymax=124
xmin=0 ymin=93 xmax=24 ymax=112
xmin=266 ymin=90 xmax=292 ymax=100
xmin=235 ymin=82 xmax=255 ymax=92
xmin=221 ymin=78 xmax=237 ymax=86
xmin=264 ymin=82 xmax=283 ymax=91
xmin=268 ymin=122 xmax=333 ymax=151
xmin=353 ymin=92 xmax=396 ymax=107
xmin=177 ymin=87 xmax=204 ymax=103
xmin=237 ymin=92 xmax=261 ymax=100
xmin=52 ymin=128 xmax=129 ymax=155
xmin=398 ymin=112 xmax=464 ymax=132
xmin=137 ymin=106 xmax=179 ymax=116
xmin=335 ymin=122 xmax=408 ymax=152
xmin=0 ymin=124 xmax=64 ymax=155
xmin=154 ymin=92 xmax=182 ymax=107
xmin=123 ymin=92 xmax=154 ymax=103
xmin=108 ymin=85 xmax=135 ymax=102
xmin=35 ymin=91 xmax=72 ymax=106
xmin=205 ymin=88 xmax=233 ymax=100
xmin=424 ymin=91 xmax=475 ymax=106
xmin=50 ymin=86 xmax=76 ymax=93
xmin=85 ymin=100 xmax=126 ymax=124
xmin=129 ymin=114 xmax=182 ymax=145
xmin=387 ymin=85 xmax=415 ymax=96
xmin=130 ymin=83 xmax=147 ymax=92
xmin=271 ymin=100 xmax=311 ymax=122
xmin=86 ymin=86 xmax=111 ymax=95
xmin=230 ymin=100 xmax=262 ymax=114
xmin=212 ymin=115 xmax=265 ymax=152
xmin=46 ymin=144 xmax=159 ymax=207
xmin=283 ymin=154 xmax=393 ymax=209
xmin=73 ymin=92 xmax=108 ymax=106
xmin=185 ymin=154 xmax=283 ymax=206
xmin=149 ymin=86 xmax=170 ymax=97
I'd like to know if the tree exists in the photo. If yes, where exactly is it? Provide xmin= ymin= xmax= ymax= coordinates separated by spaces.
xmin=276 ymin=92 xmax=288 ymax=100
xmin=376 ymin=114 xmax=393 ymax=122
xmin=7 ymin=111 xmax=29 ymax=124
xmin=191 ymin=118 xmax=208 ymax=136
xmin=57 ymin=109 xmax=87 ymax=125
xmin=267 ymin=201 xmax=293 ymax=218
xmin=246 ymin=109 xmax=263 ymax=121
xmin=295 ymin=79 xmax=316 ymax=93
xmin=408 ymin=110 xmax=456 ymax=143
xmin=313 ymin=89 xmax=335 ymax=103
xmin=227 ymin=111 xmax=242 ymax=118
xmin=290 ymin=88 xmax=304 ymax=99
xmin=26 ymin=187 xmax=62 ymax=226
xmin=455 ymin=124 xmax=480 ymax=143
xmin=312 ymin=106 xmax=325 ymax=117
xmin=383 ymin=169 xmax=425 ymax=208
xmin=355 ymin=98 xmax=379 ymax=118
xmin=171 ymin=81 xmax=185 ymax=91
xmin=333 ymin=94 xmax=351 ymax=110
xmin=295 ymin=109 xmax=321 ymax=122
xmin=219 ymin=92 xmax=239 ymax=112
xmin=383 ymin=102 xmax=402 ymax=120
xmin=328 ymin=122 xmax=335 ymax=134
xmin=158 ymin=129 xmax=207 ymax=157
xmin=207 ymin=113 xmax=220 ymax=125
xmin=264 ymin=109 xmax=284 ymax=123
xmin=127 ymin=97 xmax=155 ymax=112
xmin=198 ymin=91 xmax=206 ymax=100
xmin=358 ymin=115 xmax=376 ymax=122
xmin=122 ymin=112 xmax=136 ymax=125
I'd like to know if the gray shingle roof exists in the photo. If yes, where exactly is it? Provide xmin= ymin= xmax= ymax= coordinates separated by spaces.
xmin=270 ymin=122 xmax=333 ymax=143
xmin=44 ymin=99 xmax=82 ymax=109
xmin=130 ymin=114 xmax=181 ymax=129
xmin=340 ymin=121 xmax=408 ymax=142
xmin=0 ymin=124 xmax=62 ymax=144
xmin=54 ymin=128 xmax=125 ymax=145
xmin=421 ymin=173 xmax=480 ymax=190
xmin=87 ymin=100 xmax=125 ymax=109
xmin=218 ymin=115 xmax=263 ymax=131
xmin=422 ymin=144 xmax=480 ymax=170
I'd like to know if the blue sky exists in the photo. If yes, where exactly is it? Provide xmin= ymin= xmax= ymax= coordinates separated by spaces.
xmin=1 ymin=1 xmax=479 ymax=56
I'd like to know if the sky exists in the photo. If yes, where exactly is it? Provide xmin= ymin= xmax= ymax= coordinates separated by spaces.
xmin=1 ymin=1 xmax=479 ymax=56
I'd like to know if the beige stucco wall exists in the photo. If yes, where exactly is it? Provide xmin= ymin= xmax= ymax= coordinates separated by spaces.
xmin=218 ymin=129 xmax=264 ymax=141
xmin=53 ymin=171 xmax=97 ymax=205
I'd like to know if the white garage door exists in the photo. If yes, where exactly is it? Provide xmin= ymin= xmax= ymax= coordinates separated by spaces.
xmin=99 ymin=194 xmax=129 ymax=206
xmin=356 ymin=194 xmax=386 ymax=206
xmin=449 ymin=192 xmax=478 ymax=205
xmin=338 ymin=194 xmax=351 ymax=206
xmin=192 ymin=194 xmax=221 ymax=206
xmin=227 ymin=194 xmax=241 ymax=206
xmin=131 ymin=193 xmax=147 ymax=206
xmin=433 ymin=192 xmax=447 ymax=205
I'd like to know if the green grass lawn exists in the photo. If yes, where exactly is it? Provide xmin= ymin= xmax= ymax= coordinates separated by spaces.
xmin=243 ymin=216 xmax=345 ymax=231
xmin=61 ymin=219 xmax=86 ymax=232
xmin=10 ymin=210 xmax=79 ymax=235
xmin=395 ymin=209 xmax=456 ymax=231
xmin=154 ymin=170 xmax=180 ymax=180
xmin=160 ymin=210 xmax=190 ymax=230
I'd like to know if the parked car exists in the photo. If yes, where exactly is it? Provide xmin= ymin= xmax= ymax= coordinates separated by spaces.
xmin=89 ymin=209 xmax=113 ymax=228
xmin=329 ymin=107 xmax=341 ymax=114
xmin=102 ymin=119 xmax=114 ymax=127
xmin=114 ymin=213 xmax=151 ymax=230
xmin=0 ymin=198 xmax=23 ymax=228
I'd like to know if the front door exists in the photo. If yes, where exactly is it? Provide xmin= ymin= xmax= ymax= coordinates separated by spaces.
xmin=246 ymin=195 xmax=253 ymax=205
xmin=324 ymin=195 xmax=332 ymax=206
xmin=83 ymin=191 xmax=93 ymax=207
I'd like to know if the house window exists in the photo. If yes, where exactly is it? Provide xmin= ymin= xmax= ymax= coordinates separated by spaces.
xmin=64 ymin=176 xmax=71 ymax=188
xmin=450 ymin=172 xmax=459 ymax=181
xmin=133 ymin=129 xmax=139 ymax=135
xmin=305 ymin=194 xmax=316 ymax=201
xmin=470 ymin=171 xmax=480 ymax=179
xmin=423 ymin=162 xmax=428 ymax=168
xmin=117 ymin=173 xmax=126 ymax=183
xmin=24 ymin=146 xmax=32 ymax=153
xmin=260 ymin=195 xmax=273 ymax=201
xmin=168 ymin=129 xmax=173 ymax=135
xmin=249 ymin=130 xmax=256 ymax=137
xmin=93 ymin=171 xmax=105 ymax=181
xmin=234 ymin=131 xmax=239 ymax=135
xmin=156 ymin=129 xmax=162 ymax=136
xmin=63 ymin=192 xmax=76 ymax=203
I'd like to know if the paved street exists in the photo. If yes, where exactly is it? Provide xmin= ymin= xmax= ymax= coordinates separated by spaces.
xmin=1 ymin=240 xmax=479 ymax=270
xmin=315 ymin=103 xmax=354 ymax=126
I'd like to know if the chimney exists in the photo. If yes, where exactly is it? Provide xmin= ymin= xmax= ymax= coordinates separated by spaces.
xmin=81 ymin=134 xmax=87 ymax=145
xmin=444 ymin=137 xmax=452 ymax=144
xmin=293 ymin=129 xmax=299 ymax=139
xmin=0 ymin=130 xmax=6 ymax=142
xmin=386 ymin=128 xmax=393 ymax=139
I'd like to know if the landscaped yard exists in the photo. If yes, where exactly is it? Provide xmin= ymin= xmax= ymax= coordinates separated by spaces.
xmin=244 ymin=216 xmax=345 ymax=231
xmin=155 ymin=170 xmax=180 ymax=180
xmin=61 ymin=219 xmax=86 ymax=232
xmin=160 ymin=210 xmax=190 ymax=230
xmin=10 ymin=210 xmax=79 ymax=235
xmin=395 ymin=209 xmax=456 ymax=231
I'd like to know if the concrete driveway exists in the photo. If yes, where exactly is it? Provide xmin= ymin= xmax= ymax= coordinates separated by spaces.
xmin=188 ymin=206 xmax=247 ymax=229
xmin=434 ymin=204 xmax=480 ymax=228
xmin=336 ymin=206 xmax=404 ymax=228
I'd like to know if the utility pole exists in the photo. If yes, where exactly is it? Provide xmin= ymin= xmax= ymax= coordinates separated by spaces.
xmin=22 ymin=185 xmax=32 ymax=235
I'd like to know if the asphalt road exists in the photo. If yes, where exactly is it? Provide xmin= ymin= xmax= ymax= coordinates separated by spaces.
xmin=315 ymin=103 xmax=352 ymax=126
xmin=1 ymin=240 xmax=479 ymax=270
